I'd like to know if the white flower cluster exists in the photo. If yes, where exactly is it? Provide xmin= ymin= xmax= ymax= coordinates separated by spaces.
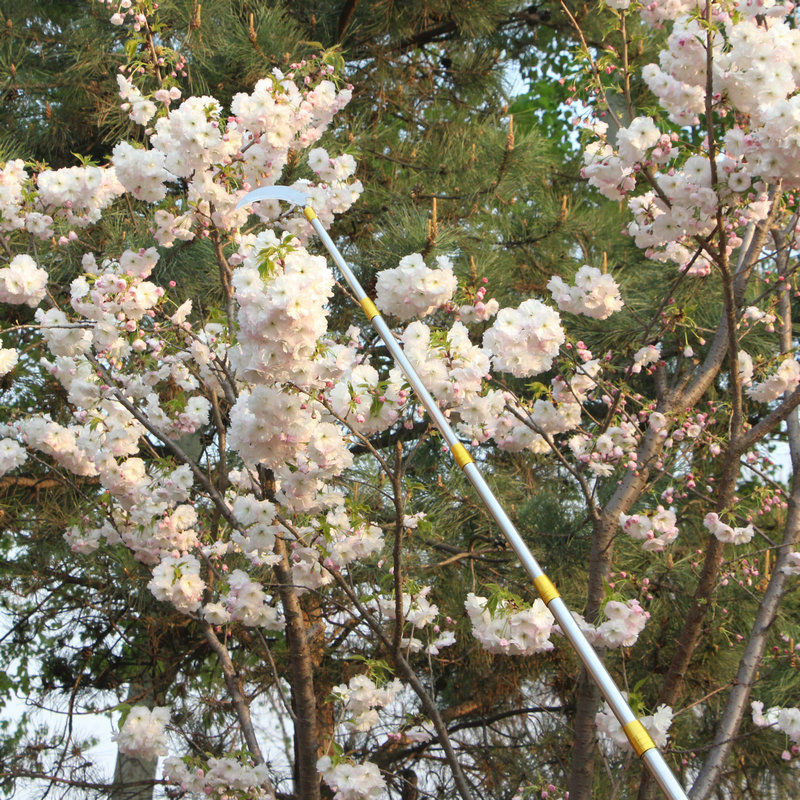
xmin=530 ymin=397 xmax=583 ymax=436
xmin=582 ymin=4 xmax=800 ymax=279
xmin=616 ymin=116 xmax=663 ymax=164
xmin=327 ymin=363 xmax=407 ymax=435
xmin=34 ymin=308 xmax=92 ymax=357
xmin=229 ymin=494 xmax=279 ymax=563
xmin=752 ymin=701 xmax=800 ymax=742
xmin=315 ymin=506 xmax=384 ymax=570
xmin=568 ymin=421 xmax=639 ymax=477
xmin=581 ymin=138 xmax=635 ymax=201
xmin=331 ymin=674 xmax=404 ymax=732
xmin=147 ymin=553 xmax=205 ymax=614
xmin=0 ymin=438 xmax=26 ymax=477
xmin=465 ymin=592 xmax=554 ymax=655
xmin=456 ymin=360 xmax=590 ymax=454
xmin=547 ymin=266 xmax=624 ymax=320
xmin=64 ymin=522 xmax=122 ymax=556
xmin=15 ymin=415 xmax=98 ymax=477
xmin=203 ymin=568 xmax=283 ymax=629
xmin=37 ymin=164 xmax=124 ymax=226
xmin=164 ymin=755 xmax=273 ymax=798
xmin=228 ymin=386 xmax=352 ymax=511
xmin=113 ymin=706 xmax=170 ymax=762
xmin=596 ymin=700 xmax=673 ymax=752
xmin=308 ymin=147 xmax=357 ymax=183
xmin=746 ymin=358 xmax=800 ymax=403
xmin=111 ymin=141 xmax=171 ymax=204
xmin=317 ymin=757 xmax=385 ymax=800
xmin=560 ymin=355 xmax=602 ymax=403
xmin=375 ymin=253 xmax=457 ymax=320
xmin=231 ymin=231 xmax=335 ymax=384
xmin=378 ymin=587 xmax=439 ymax=629
xmin=703 ymin=513 xmax=754 ymax=545
xmin=458 ymin=296 xmax=499 ymax=324
xmin=632 ymin=344 xmax=661 ymax=374
xmin=232 ymin=73 xmax=351 ymax=152
xmin=374 ymin=585 xmax=456 ymax=653
xmin=0 ymin=254 xmax=48 ymax=307
xmin=482 ymin=299 xmax=565 ymax=378
xmin=152 ymin=208 xmax=195 ymax=247
xmin=0 ymin=159 xmax=28 ymax=232
xmin=103 ymin=465 xmax=195 ymax=565
xmin=567 ymin=598 xmax=650 ymax=649
xmin=598 ymin=599 xmax=649 ymax=648
xmin=618 ymin=507 xmax=679 ymax=552
xmin=401 ymin=321 xmax=490 ymax=407
xmin=781 ymin=552 xmax=800 ymax=576
xmin=106 ymin=65 xmax=360 ymax=234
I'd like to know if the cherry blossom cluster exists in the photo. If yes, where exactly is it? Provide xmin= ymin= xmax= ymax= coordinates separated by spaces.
xmin=703 ymin=513 xmax=755 ymax=545
xmin=203 ymin=568 xmax=284 ymax=629
xmin=752 ymin=701 xmax=800 ymax=743
xmin=317 ymin=507 xmax=384 ymax=569
xmin=451 ymin=354 xmax=599 ymax=456
xmin=401 ymin=320 xmax=490 ymax=408
xmin=567 ymin=598 xmax=650 ymax=649
xmin=366 ymin=583 xmax=454 ymax=655
xmin=619 ymin=507 xmax=680 ymax=552
xmin=316 ymin=756 xmax=385 ymax=800
xmin=164 ymin=755 xmax=273 ymax=798
xmin=547 ymin=266 xmax=623 ymax=320
xmin=308 ymin=147 xmax=358 ymax=184
xmin=482 ymin=299 xmax=565 ymax=378
xmin=745 ymin=358 xmax=800 ymax=404
xmin=0 ymin=254 xmax=49 ymax=307
xmin=579 ymin=0 xmax=800 ymax=279
xmin=596 ymin=698 xmax=673 ymax=752
xmin=228 ymin=387 xmax=353 ymax=512
xmin=0 ymin=49 xmax=361 ymax=252
xmin=331 ymin=674 xmax=404 ymax=732
xmin=327 ymin=363 xmax=407 ymax=435
xmin=457 ymin=283 xmax=500 ymax=324
xmin=568 ymin=420 xmax=639 ymax=477
xmin=0 ymin=438 xmax=26 ymax=475
xmin=375 ymin=253 xmax=458 ymax=320
xmin=113 ymin=705 xmax=170 ymax=762
xmin=464 ymin=592 xmax=555 ymax=655
xmin=230 ymin=230 xmax=335 ymax=385
xmin=0 ymin=346 xmax=17 ymax=376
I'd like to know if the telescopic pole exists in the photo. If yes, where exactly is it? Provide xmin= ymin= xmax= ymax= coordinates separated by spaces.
xmin=237 ymin=187 xmax=690 ymax=800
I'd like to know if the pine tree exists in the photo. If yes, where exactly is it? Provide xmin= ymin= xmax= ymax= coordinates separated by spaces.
xmin=4 ymin=4 xmax=797 ymax=800
xmin=0 ymin=3 xmax=617 ymax=798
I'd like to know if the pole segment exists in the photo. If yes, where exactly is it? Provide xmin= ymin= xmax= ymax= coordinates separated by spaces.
xmin=239 ymin=192 xmax=689 ymax=800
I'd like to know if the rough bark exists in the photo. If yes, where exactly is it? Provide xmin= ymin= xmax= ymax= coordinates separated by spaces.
xmin=109 ymin=753 xmax=157 ymax=800
xmin=274 ymin=534 xmax=321 ymax=800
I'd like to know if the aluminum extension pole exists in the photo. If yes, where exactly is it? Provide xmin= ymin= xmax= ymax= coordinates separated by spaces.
xmin=237 ymin=187 xmax=689 ymax=800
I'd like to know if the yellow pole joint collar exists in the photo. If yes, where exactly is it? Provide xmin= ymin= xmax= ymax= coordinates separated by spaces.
xmin=360 ymin=297 xmax=380 ymax=320
xmin=533 ymin=574 xmax=560 ymax=605
xmin=451 ymin=442 xmax=474 ymax=468
xmin=303 ymin=206 xmax=317 ymax=221
xmin=623 ymin=720 xmax=656 ymax=757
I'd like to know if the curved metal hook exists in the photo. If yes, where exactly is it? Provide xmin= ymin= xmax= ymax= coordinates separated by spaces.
xmin=235 ymin=185 xmax=309 ymax=211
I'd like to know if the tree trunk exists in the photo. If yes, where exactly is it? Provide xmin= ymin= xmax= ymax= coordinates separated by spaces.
xmin=109 ymin=753 xmax=157 ymax=800
xmin=274 ymin=534 xmax=321 ymax=800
